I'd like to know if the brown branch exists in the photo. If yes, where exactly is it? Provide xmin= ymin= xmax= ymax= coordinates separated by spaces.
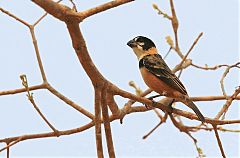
xmin=46 ymin=83 xmax=94 ymax=120
xmin=66 ymin=23 xmax=106 ymax=85
xmin=101 ymin=84 xmax=116 ymax=158
xmin=213 ymin=125 xmax=226 ymax=158
xmin=107 ymin=94 xmax=120 ymax=116
xmin=150 ymin=101 xmax=240 ymax=125
xmin=0 ymin=84 xmax=46 ymax=96
xmin=215 ymin=87 xmax=240 ymax=120
xmin=94 ymin=89 xmax=104 ymax=158
xmin=0 ymin=8 xmax=30 ymax=26
xmin=0 ymin=121 xmax=95 ymax=147
xmin=0 ymin=102 xmax=239 ymax=149
xmin=81 ymin=0 xmax=134 ymax=20
xmin=143 ymin=111 xmax=168 ymax=139
xmin=220 ymin=62 xmax=240 ymax=97
xmin=33 ymin=12 xmax=48 ymax=26
xmin=190 ymin=95 xmax=240 ymax=101
xmin=177 ymin=32 xmax=203 ymax=70
xmin=168 ymin=113 xmax=206 ymax=157
xmin=29 ymin=26 xmax=48 ymax=82
xmin=0 ymin=137 xmax=23 ymax=153
xmin=169 ymin=0 xmax=182 ymax=57
xmin=113 ymin=87 xmax=240 ymax=125
xmin=191 ymin=62 xmax=240 ymax=71
xmin=20 ymin=75 xmax=58 ymax=133
xmin=28 ymin=98 xmax=59 ymax=134
xmin=31 ymin=0 xmax=80 ymax=22
xmin=6 ymin=143 xmax=10 ymax=158
xmin=187 ymin=125 xmax=240 ymax=133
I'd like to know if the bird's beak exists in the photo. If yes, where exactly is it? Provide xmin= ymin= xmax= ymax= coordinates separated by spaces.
xmin=127 ymin=40 xmax=137 ymax=48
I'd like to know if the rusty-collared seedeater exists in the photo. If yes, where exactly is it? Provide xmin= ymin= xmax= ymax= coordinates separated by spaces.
xmin=127 ymin=36 xmax=205 ymax=122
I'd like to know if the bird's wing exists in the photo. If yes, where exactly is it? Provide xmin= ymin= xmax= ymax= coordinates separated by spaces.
xmin=142 ymin=54 xmax=188 ymax=95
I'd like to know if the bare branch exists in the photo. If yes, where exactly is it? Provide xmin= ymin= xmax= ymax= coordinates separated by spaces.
xmin=46 ymin=83 xmax=95 ymax=120
xmin=20 ymin=75 xmax=58 ymax=133
xmin=94 ymin=89 xmax=104 ymax=158
xmin=32 ymin=0 xmax=63 ymax=27
xmin=29 ymin=27 xmax=48 ymax=82
xmin=152 ymin=3 xmax=172 ymax=20
xmin=143 ymin=111 xmax=168 ymax=139
xmin=107 ymin=94 xmax=120 ymax=116
xmin=215 ymin=87 xmax=240 ymax=120
xmin=213 ymin=125 xmax=226 ymax=158
xmin=101 ymin=85 xmax=116 ymax=158
xmin=0 ymin=84 xmax=46 ymax=96
xmin=177 ymin=32 xmax=203 ymax=70
xmin=81 ymin=0 xmax=134 ymax=20
xmin=0 ymin=8 xmax=30 ymax=26
xmin=220 ymin=62 xmax=240 ymax=97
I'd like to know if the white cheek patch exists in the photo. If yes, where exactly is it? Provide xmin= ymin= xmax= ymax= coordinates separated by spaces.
xmin=138 ymin=42 xmax=145 ymax=46
xmin=136 ymin=45 xmax=143 ymax=50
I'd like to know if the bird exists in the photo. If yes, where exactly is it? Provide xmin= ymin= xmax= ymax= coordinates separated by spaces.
xmin=127 ymin=36 xmax=205 ymax=122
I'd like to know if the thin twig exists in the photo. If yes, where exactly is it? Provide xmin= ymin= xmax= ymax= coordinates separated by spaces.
xmin=0 ymin=8 xmax=30 ymax=26
xmin=213 ymin=125 xmax=226 ymax=158
xmin=29 ymin=27 xmax=48 ymax=82
xmin=20 ymin=75 xmax=58 ymax=134
xmin=46 ymin=83 xmax=95 ymax=120
xmin=177 ymin=32 xmax=203 ymax=70
xmin=220 ymin=62 xmax=240 ymax=97
xmin=143 ymin=112 xmax=168 ymax=139
xmin=152 ymin=3 xmax=172 ymax=20
xmin=215 ymin=87 xmax=240 ymax=120
xmin=33 ymin=0 xmax=63 ymax=26
xmin=169 ymin=0 xmax=182 ymax=57
xmin=0 ymin=84 xmax=46 ymax=96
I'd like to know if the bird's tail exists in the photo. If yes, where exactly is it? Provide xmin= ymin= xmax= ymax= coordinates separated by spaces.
xmin=184 ymin=98 xmax=205 ymax=122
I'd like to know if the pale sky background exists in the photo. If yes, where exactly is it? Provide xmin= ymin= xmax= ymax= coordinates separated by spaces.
xmin=0 ymin=0 xmax=239 ymax=157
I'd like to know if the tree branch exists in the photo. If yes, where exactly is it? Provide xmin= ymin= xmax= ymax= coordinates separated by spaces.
xmin=213 ymin=125 xmax=226 ymax=158
xmin=81 ymin=0 xmax=134 ymax=20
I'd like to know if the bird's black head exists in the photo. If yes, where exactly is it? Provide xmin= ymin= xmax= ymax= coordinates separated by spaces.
xmin=127 ymin=36 xmax=156 ymax=51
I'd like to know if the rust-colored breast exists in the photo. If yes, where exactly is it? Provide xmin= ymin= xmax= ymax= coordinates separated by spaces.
xmin=140 ymin=67 xmax=182 ymax=98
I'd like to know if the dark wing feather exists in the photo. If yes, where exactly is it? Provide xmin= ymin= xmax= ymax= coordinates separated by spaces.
xmin=143 ymin=54 xmax=188 ymax=95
